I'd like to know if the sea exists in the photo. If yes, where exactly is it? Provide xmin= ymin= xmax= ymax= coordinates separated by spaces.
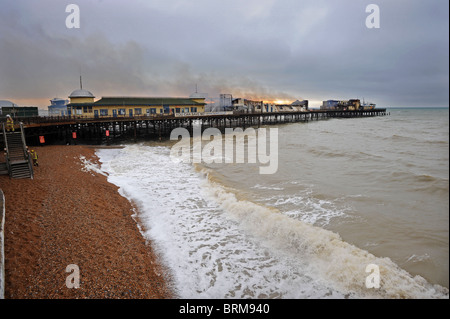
xmin=95 ymin=107 xmax=449 ymax=299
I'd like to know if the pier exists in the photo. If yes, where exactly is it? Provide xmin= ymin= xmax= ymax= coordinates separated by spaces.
xmin=16 ymin=109 xmax=387 ymax=145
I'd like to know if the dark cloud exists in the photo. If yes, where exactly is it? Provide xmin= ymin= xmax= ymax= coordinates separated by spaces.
xmin=0 ymin=0 xmax=448 ymax=108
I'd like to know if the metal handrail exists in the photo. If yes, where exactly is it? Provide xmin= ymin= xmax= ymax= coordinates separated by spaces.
xmin=1 ymin=124 xmax=10 ymax=174
xmin=19 ymin=122 xmax=33 ymax=179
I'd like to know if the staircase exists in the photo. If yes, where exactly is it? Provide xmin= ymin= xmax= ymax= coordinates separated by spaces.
xmin=1 ymin=122 xmax=34 ymax=179
xmin=0 ymin=163 xmax=7 ymax=176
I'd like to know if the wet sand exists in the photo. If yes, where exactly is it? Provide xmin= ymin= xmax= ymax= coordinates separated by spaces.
xmin=0 ymin=145 xmax=172 ymax=299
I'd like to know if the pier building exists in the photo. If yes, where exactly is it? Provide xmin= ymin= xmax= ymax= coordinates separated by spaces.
xmin=321 ymin=99 xmax=362 ymax=111
xmin=66 ymin=88 xmax=206 ymax=119
xmin=48 ymin=98 xmax=69 ymax=116
xmin=0 ymin=100 xmax=38 ymax=118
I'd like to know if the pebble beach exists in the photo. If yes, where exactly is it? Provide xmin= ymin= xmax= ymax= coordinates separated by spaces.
xmin=0 ymin=145 xmax=172 ymax=299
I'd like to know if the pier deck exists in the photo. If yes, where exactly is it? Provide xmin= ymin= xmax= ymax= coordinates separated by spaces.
xmin=9 ymin=109 xmax=388 ymax=145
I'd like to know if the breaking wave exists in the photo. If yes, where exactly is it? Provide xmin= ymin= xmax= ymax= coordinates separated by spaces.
xmin=97 ymin=144 xmax=448 ymax=299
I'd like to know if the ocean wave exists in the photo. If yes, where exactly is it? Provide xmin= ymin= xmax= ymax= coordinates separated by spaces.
xmin=406 ymin=254 xmax=432 ymax=263
xmin=388 ymin=134 xmax=419 ymax=143
xmin=255 ymin=191 xmax=351 ymax=227
xmin=251 ymin=184 xmax=285 ymax=191
xmin=390 ymin=171 xmax=446 ymax=184
xmin=200 ymin=169 xmax=449 ymax=299
xmin=388 ymin=171 xmax=449 ymax=196
xmin=97 ymin=144 xmax=449 ymax=299
xmin=307 ymin=147 xmax=349 ymax=159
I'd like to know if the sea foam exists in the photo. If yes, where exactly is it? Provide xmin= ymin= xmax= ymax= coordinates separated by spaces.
xmin=97 ymin=144 xmax=449 ymax=299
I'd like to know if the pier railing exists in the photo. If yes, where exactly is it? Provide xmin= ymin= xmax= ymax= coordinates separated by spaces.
xmin=18 ymin=108 xmax=387 ymax=126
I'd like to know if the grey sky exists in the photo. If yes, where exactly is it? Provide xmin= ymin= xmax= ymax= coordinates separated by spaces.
xmin=0 ymin=0 xmax=448 ymax=108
